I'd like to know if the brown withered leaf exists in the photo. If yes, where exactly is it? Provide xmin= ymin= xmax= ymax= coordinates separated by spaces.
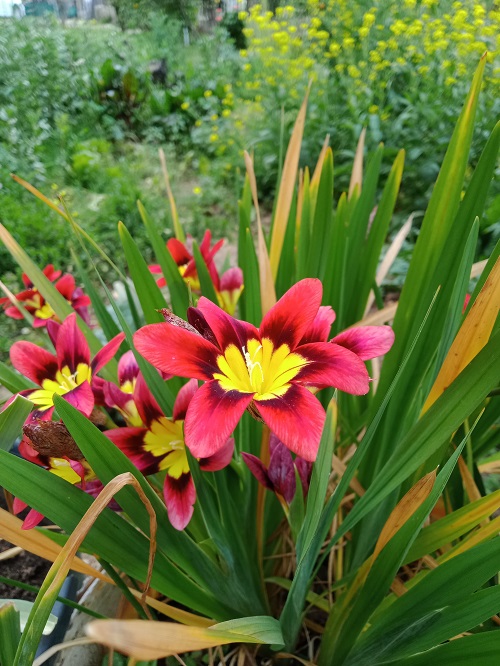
xmin=157 ymin=309 xmax=199 ymax=335
xmin=23 ymin=420 xmax=84 ymax=460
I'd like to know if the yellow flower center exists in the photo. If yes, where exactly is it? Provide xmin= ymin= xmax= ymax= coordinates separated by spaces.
xmin=29 ymin=363 xmax=92 ymax=410
xmin=49 ymin=457 xmax=93 ymax=484
xmin=143 ymin=417 xmax=189 ymax=479
xmin=34 ymin=302 xmax=56 ymax=320
xmin=214 ymin=338 xmax=308 ymax=401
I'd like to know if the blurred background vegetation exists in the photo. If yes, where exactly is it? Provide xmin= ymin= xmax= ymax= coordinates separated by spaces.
xmin=0 ymin=0 xmax=499 ymax=355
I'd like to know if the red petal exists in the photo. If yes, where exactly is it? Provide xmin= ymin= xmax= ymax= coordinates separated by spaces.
xmin=260 ymin=279 xmax=323 ymax=349
xmin=255 ymin=385 xmax=326 ymax=461
xmin=300 ymin=306 xmax=336 ymax=344
xmin=3 ymin=306 xmax=24 ymax=320
xmin=104 ymin=427 xmax=159 ymax=474
xmin=241 ymin=452 xmax=273 ymax=490
xmin=184 ymin=380 xmax=253 ymax=458
xmin=331 ymin=325 xmax=395 ymax=361
xmin=134 ymin=323 xmax=220 ymax=380
xmin=43 ymin=264 xmax=62 ymax=282
xmin=197 ymin=297 xmax=259 ymax=351
xmin=91 ymin=332 xmax=126 ymax=375
xmin=199 ymin=437 xmax=234 ymax=471
xmin=133 ymin=373 xmax=163 ymax=426
xmin=10 ymin=342 xmax=58 ymax=385
xmin=297 ymin=342 xmax=370 ymax=395
xmin=163 ymin=472 xmax=196 ymax=530
xmin=46 ymin=320 xmax=61 ymax=347
xmin=173 ymin=378 xmax=198 ymax=421
xmin=57 ymin=313 xmax=90 ymax=373
xmin=55 ymin=274 xmax=76 ymax=300
xmin=63 ymin=381 xmax=94 ymax=417
xmin=167 ymin=238 xmax=192 ymax=266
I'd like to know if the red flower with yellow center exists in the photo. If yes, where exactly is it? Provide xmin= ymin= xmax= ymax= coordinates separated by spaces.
xmin=104 ymin=376 xmax=233 ymax=530
xmin=0 ymin=264 xmax=91 ymax=327
xmin=134 ymin=278 xmax=394 ymax=462
xmin=9 ymin=313 xmax=124 ymax=420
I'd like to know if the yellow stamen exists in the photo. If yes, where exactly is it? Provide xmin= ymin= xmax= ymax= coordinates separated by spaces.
xmin=30 ymin=363 xmax=92 ymax=409
xmin=143 ymin=417 xmax=189 ymax=479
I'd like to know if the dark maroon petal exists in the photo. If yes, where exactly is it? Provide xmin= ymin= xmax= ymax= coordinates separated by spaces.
xmin=187 ymin=307 xmax=219 ymax=347
xmin=91 ymin=332 xmax=126 ymax=375
xmin=296 ymin=342 xmax=370 ymax=395
xmin=173 ymin=378 xmax=198 ymax=422
xmin=56 ymin=313 xmax=90 ymax=373
xmin=63 ymin=381 xmax=94 ymax=417
xmin=117 ymin=350 xmax=140 ymax=386
xmin=268 ymin=440 xmax=296 ymax=503
xmin=92 ymin=376 xmax=107 ymax=406
xmin=196 ymin=297 xmax=260 ymax=351
xmin=300 ymin=306 xmax=336 ymax=344
xmin=103 ymin=380 xmax=131 ymax=412
xmin=330 ymin=325 xmax=395 ymax=361
xmin=55 ymin=274 xmax=76 ymax=301
xmin=295 ymin=457 xmax=313 ymax=495
xmin=260 ymin=278 xmax=323 ymax=350
xmin=255 ymin=385 xmax=326 ymax=462
xmin=241 ymin=452 xmax=274 ymax=491
xmin=163 ymin=472 xmax=196 ymax=530
xmin=184 ymin=380 xmax=253 ymax=458
xmin=10 ymin=341 xmax=58 ymax=385
xmin=199 ymin=437 xmax=234 ymax=471
xmin=134 ymin=323 xmax=220 ymax=380
xmin=46 ymin=319 xmax=61 ymax=348
xmin=104 ymin=427 xmax=159 ymax=474
xmin=133 ymin=373 xmax=163 ymax=427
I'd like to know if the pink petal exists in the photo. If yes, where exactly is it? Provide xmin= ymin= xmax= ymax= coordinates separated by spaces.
xmin=104 ymin=427 xmax=159 ymax=474
xmin=220 ymin=267 xmax=244 ymax=292
xmin=163 ymin=472 xmax=196 ymax=530
xmin=199 ymin=437 xmax=234 ymax=471
xmin=56 ymin=313 xmax=90 ymax=373
xmin=133 ymin=373 xmax=163 ymax=426
xmin=241 ymin=452 xmax=273 ymax=490
xmin=63 ymin=381 xmax=94 ymax=416
xmin=173 ymin=378 xmax=198 ymax=421
xmin=46 ymin=320 xmax=61 ymax=348
xmin=13 ymin=497 xmax=28 ymax=514
xmin=184 ymin=380 xmax=253 ymax=458
xmin=330 ymin=325 xmax=395 ymax=361
xmin=91 ymin=332 xmax=126 ymax=374
xmin=43 ymin=264 xmax=62 ymax=282
xmin=22 ymin=509 xmax=45 ymax=530
xmin=268 ymin=441 xmax=296 ymax=504
xmin=10 ymin=341 xmax=58 ymax=385
xmin=134 ymin=323 xmax=220 ymax=380
xmin=255 ymin=384 xmax=326 ymax=462
xmin=300 ymin=306 xmax=336 ymax=344
xmin=92 ymin=375 xmax=107 ymax=405
xmin=260 ymin=279 xmax=323 ymax=350
xmin=297 ymin=342 xmax=370 ymax=395
xmin=196 ymin=297 xmax=260 ymax=351
xmin=55 ymin=274 xmax=76 ymax=301
xmin=118 ymin=350 xmax=140 ymax=386
xmin=3 ymin=305 xmax=24 ymax=320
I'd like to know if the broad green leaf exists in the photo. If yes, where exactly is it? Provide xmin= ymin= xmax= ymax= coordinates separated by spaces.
xmin=296 ymin=169 xmax=311 ymax=281
xmin=0 ymin=395 xmax=32 ymax=452
xmin=137 ymin=200 xmax=190 ymax=317
xmin=118 ymin=221 xmax=167 ymax=324
xmin=309 ymin=148 xmax=334 ymax=281
xmin=275 ymin=188 xmax=297 ymax=297
xmin=0 ymin=362 xmax=36 ymax=394
xmin=386 ymin=631 xmax=500 ymax=666
xmin=0 ymin=603 xmax=21 ymax=666
xmin=296 ymin=399 xmax=336 ymax=560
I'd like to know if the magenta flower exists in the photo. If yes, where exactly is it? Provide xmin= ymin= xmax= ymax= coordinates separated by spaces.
xmin=104 ymin=376 xmax=233 ymax=530
xmin=134 ymin=279 xmax=394 ymax=462
xmin=9 ymin=313 xmax=125 ymax=419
